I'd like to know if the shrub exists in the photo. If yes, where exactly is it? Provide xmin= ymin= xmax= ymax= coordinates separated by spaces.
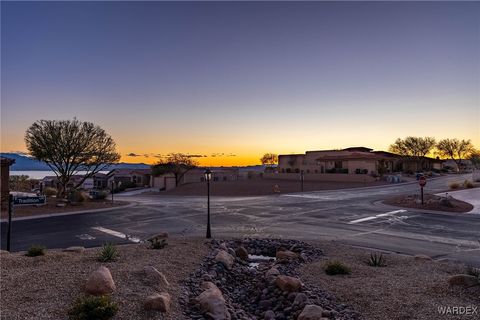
xmin=324 ymin=260 xmax=351 ymax=275
xmin=149 ymin=238 xmax=168 ymax=250
xmin=449 ymin=182 xmax=460 ymax=190
xmin=466 ymin=265 xmax=480 ymax=279
xmin=366 ymin=252 xmax=387 ymax=267
xmin=96 ymin=191 xmax=108 ymax=200
xmin=26 ymin=245 xmax=46 ymax=257
xmin=463 ymin=180 xmax=474 ymax=189
xmin=68 ymin=295 xmax=118 ymax=320
xmin=97 ymin=243 xmax=118 ymax=262
xmin=69 ymin=190 xmax=87 ymax=203
xmin=43 ymin=187 xmax=57 ymax=197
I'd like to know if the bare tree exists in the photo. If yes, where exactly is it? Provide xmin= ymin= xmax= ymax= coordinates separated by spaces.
xmin=436 ymin=138 xmax=474 ymax=172
xmin=25 ymin=119 xmax=120 ymax=197
xmin=389 ymin=136 xmax=436 ymax=171
xmin=469 ymin=149 xmax=480 ymax=169
xmin=260 ymin=153 xmax=278 ymax=168
xmin=151 ymin=153 xmax=199 ymax=186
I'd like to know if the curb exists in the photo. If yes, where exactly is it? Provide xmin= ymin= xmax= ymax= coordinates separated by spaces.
xmin=372 ymin=200 xmax=477 ymax=217
xmin=0 ymin=202 xmax=138 ymax=222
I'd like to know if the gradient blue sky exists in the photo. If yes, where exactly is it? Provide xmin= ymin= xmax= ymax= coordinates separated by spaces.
xmin=1 ymin=1 xmax=479 ymax=165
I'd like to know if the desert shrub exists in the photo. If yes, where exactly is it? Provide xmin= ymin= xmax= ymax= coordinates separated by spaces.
xmin=324 ymin=260 xmax=351 ymax=275
xmin=449 ymin=182 xmax=460 ymax=190
xmin=466 ymin=265 xmax=480 ymax=279
xmin=149 ymin=238 xmax=168 ymax=250
xmin=366 ymin=252 xmax=387 ymax=267
xmin=26 ymin=244 xmax=46 ymax=257
xmin=96 ymin=191 xmax=108 ymax=200
xmin=463 ymin=180 xmax=474 ymax=189
xmin=43 ymin=187 xmax=57 ymax=197
xmin=97 ymin=243 xmax=118 ymax=262
xmin=68 ymin=295 xmax=118 ymax=320
xmin=69 ymin=190 xmax=87 ymax=203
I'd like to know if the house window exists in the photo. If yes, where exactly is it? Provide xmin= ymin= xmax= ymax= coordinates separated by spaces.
xmin=314 ymin=169 xmax=318 ymax=173
xmin=321 ymin=166 xmax=324 ymax=173
xmin=334 ymin=161 xmax=343 ymax=169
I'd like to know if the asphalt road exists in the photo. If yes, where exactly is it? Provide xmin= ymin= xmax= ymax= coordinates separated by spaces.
xmin=2 ymin=174 xmax=479 ymax=266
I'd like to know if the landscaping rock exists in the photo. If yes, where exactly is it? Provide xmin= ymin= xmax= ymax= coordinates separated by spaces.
xmin=148 ymin=232 xmax=169 ymax=241
xmin=144 ymin=292 xmax=171 ymax=312
xmin=63 ymin=246 xmax=85 ymax=253
xmin=265 ymin=266 xmax=280 ymax=278
xmin=195 ymin=281 xmax=230 ymax=320
xmin=215 ymin=250 xmax=235 ymax=270
xmin=276 ymin=250 xmax=298 ymax=261
xmin=293 ymin=292 xmax=308 ymax=306
xmin=235 ymin=246 xmax=249 ymax=261
xmin=143 ymin=266 xmax=170 ymax=288
xmin=414 ymin=254 xmax=433 ymax=261
xmin=85 ymin=266 xmax=115 ymax=295
xmin=298 ymin=304 xmax=324 ymax=320
xmin=448 ymin=274 xmax=480 ymax=287
xmin=264 ymin=310 xmax=276 ymax=320
xmin=275 ymin=275 xmax=302 ymax=292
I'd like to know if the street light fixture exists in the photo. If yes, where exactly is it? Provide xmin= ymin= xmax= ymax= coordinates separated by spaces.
xmin=204 ymin=169 xmax=212 ymax=239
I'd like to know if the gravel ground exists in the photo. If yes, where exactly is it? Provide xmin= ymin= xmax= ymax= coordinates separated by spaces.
xmin=1 ymin=238 xmax=478 ymax=320
xmin=0 ymin=238 xmax=209 ymax=320
xmin=0 ymin=200 xmax=129 ymax=219
xmin=383 ymin=194 xmax=474 ymax=213
xmin=151 ymin=179 xmax=388 ymax=197
xmin=300 ymin=241 xmax=480 ymax=320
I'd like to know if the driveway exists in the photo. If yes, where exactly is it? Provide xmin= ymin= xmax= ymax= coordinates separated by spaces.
xmin=2 ymin=173 xmax=479 ymax=266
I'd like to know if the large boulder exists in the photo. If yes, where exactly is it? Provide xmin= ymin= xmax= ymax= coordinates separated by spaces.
xmin=215 ymin=250 xmax=235 ymax=270
xmin=275 ymin=275 xmax=303 ymax=292
xmin=235 ymin=246 xmax=249 ymax=261
xmin=276 ymin=250 xmax=298 ymax=261
xmin=144 ymin=292 xmax=171 ymax=312
xmin=298 ymin=305 xmax=324 ymax=320
xmin=448 ymin=274 xmax=480 ymax=287
xmin=85 ymin=266 xmax=115 ymax=295
xmin=195 ymin=282 xmax=230 ymax=320
xmin=143 ymin=266 xmax=170 ymax=289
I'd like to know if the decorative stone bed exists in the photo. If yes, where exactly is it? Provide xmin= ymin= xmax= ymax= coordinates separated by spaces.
xmin=181 ymin=238 xmax=360 ymax=320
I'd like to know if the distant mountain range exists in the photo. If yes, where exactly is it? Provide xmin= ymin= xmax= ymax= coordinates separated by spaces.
xmin=1 ymin=153 xmax=150 ymax=171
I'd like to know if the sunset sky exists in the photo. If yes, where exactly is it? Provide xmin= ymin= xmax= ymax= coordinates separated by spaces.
xmin=1 ymin=1 xmax=479 ymax=166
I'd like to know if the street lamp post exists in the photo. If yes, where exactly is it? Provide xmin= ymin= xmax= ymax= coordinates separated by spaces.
xmin=204 ymin=169 xmax=212 ymax=239
xmin=300 ymin=170 xmax=304 ymax=192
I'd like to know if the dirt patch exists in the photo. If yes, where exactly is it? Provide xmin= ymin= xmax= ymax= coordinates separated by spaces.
xmin=300 ymin=241 xmax=480 ymax=320
xmin=0 ymin=199 xmax=130 ymax=219
xmin=0 ymin=238 xmax=209 ymax=320
xmin=383 ymin=194 xmax=474 ymax=213
xmin=149 ymin=179 xmax=388 ymax=197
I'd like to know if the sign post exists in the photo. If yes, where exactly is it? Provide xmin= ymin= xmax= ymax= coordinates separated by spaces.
xmin=7 ymin=194 xmax=13 ymax=252
xmin=6 ymin=194 xmax=46 ymax=252
xmin=418 ymin=176 xmax=427 ymax=205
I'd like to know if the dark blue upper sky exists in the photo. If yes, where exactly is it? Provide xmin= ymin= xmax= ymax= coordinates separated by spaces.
xmin=2 ymin=1 xmax=479 ymax=165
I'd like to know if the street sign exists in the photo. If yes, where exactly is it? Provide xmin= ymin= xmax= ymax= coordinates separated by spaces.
xmin=13 ymin=195 xmax=46 ymax=206
xmin=418 ymin=176 xmax=427 ymax=187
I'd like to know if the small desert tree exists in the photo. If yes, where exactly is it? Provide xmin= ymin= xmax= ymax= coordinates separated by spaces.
xmin=260 ymin=153 xmax=278 ymax=168
xmin=25 ymin=119 xmax=120 ymax=197
xmin=469 ymin=149 xmax=480 ymax=169
xmin=151 ymin=153 xmax=198 ymax=186
xmin=389 ymin=136 xmax=436 ymax=171
xmin=436 ymin=138 xmax=474 ymax=172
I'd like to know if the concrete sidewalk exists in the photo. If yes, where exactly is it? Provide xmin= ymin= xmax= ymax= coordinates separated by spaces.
xmin=436 ymin=188 xmax=480 ymax=214
xmin=115 ymin=187 xmax=156 ymax=196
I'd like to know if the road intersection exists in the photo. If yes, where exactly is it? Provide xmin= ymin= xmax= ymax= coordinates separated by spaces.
xmin=2 ymin=174 xmax=479 ymax=266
